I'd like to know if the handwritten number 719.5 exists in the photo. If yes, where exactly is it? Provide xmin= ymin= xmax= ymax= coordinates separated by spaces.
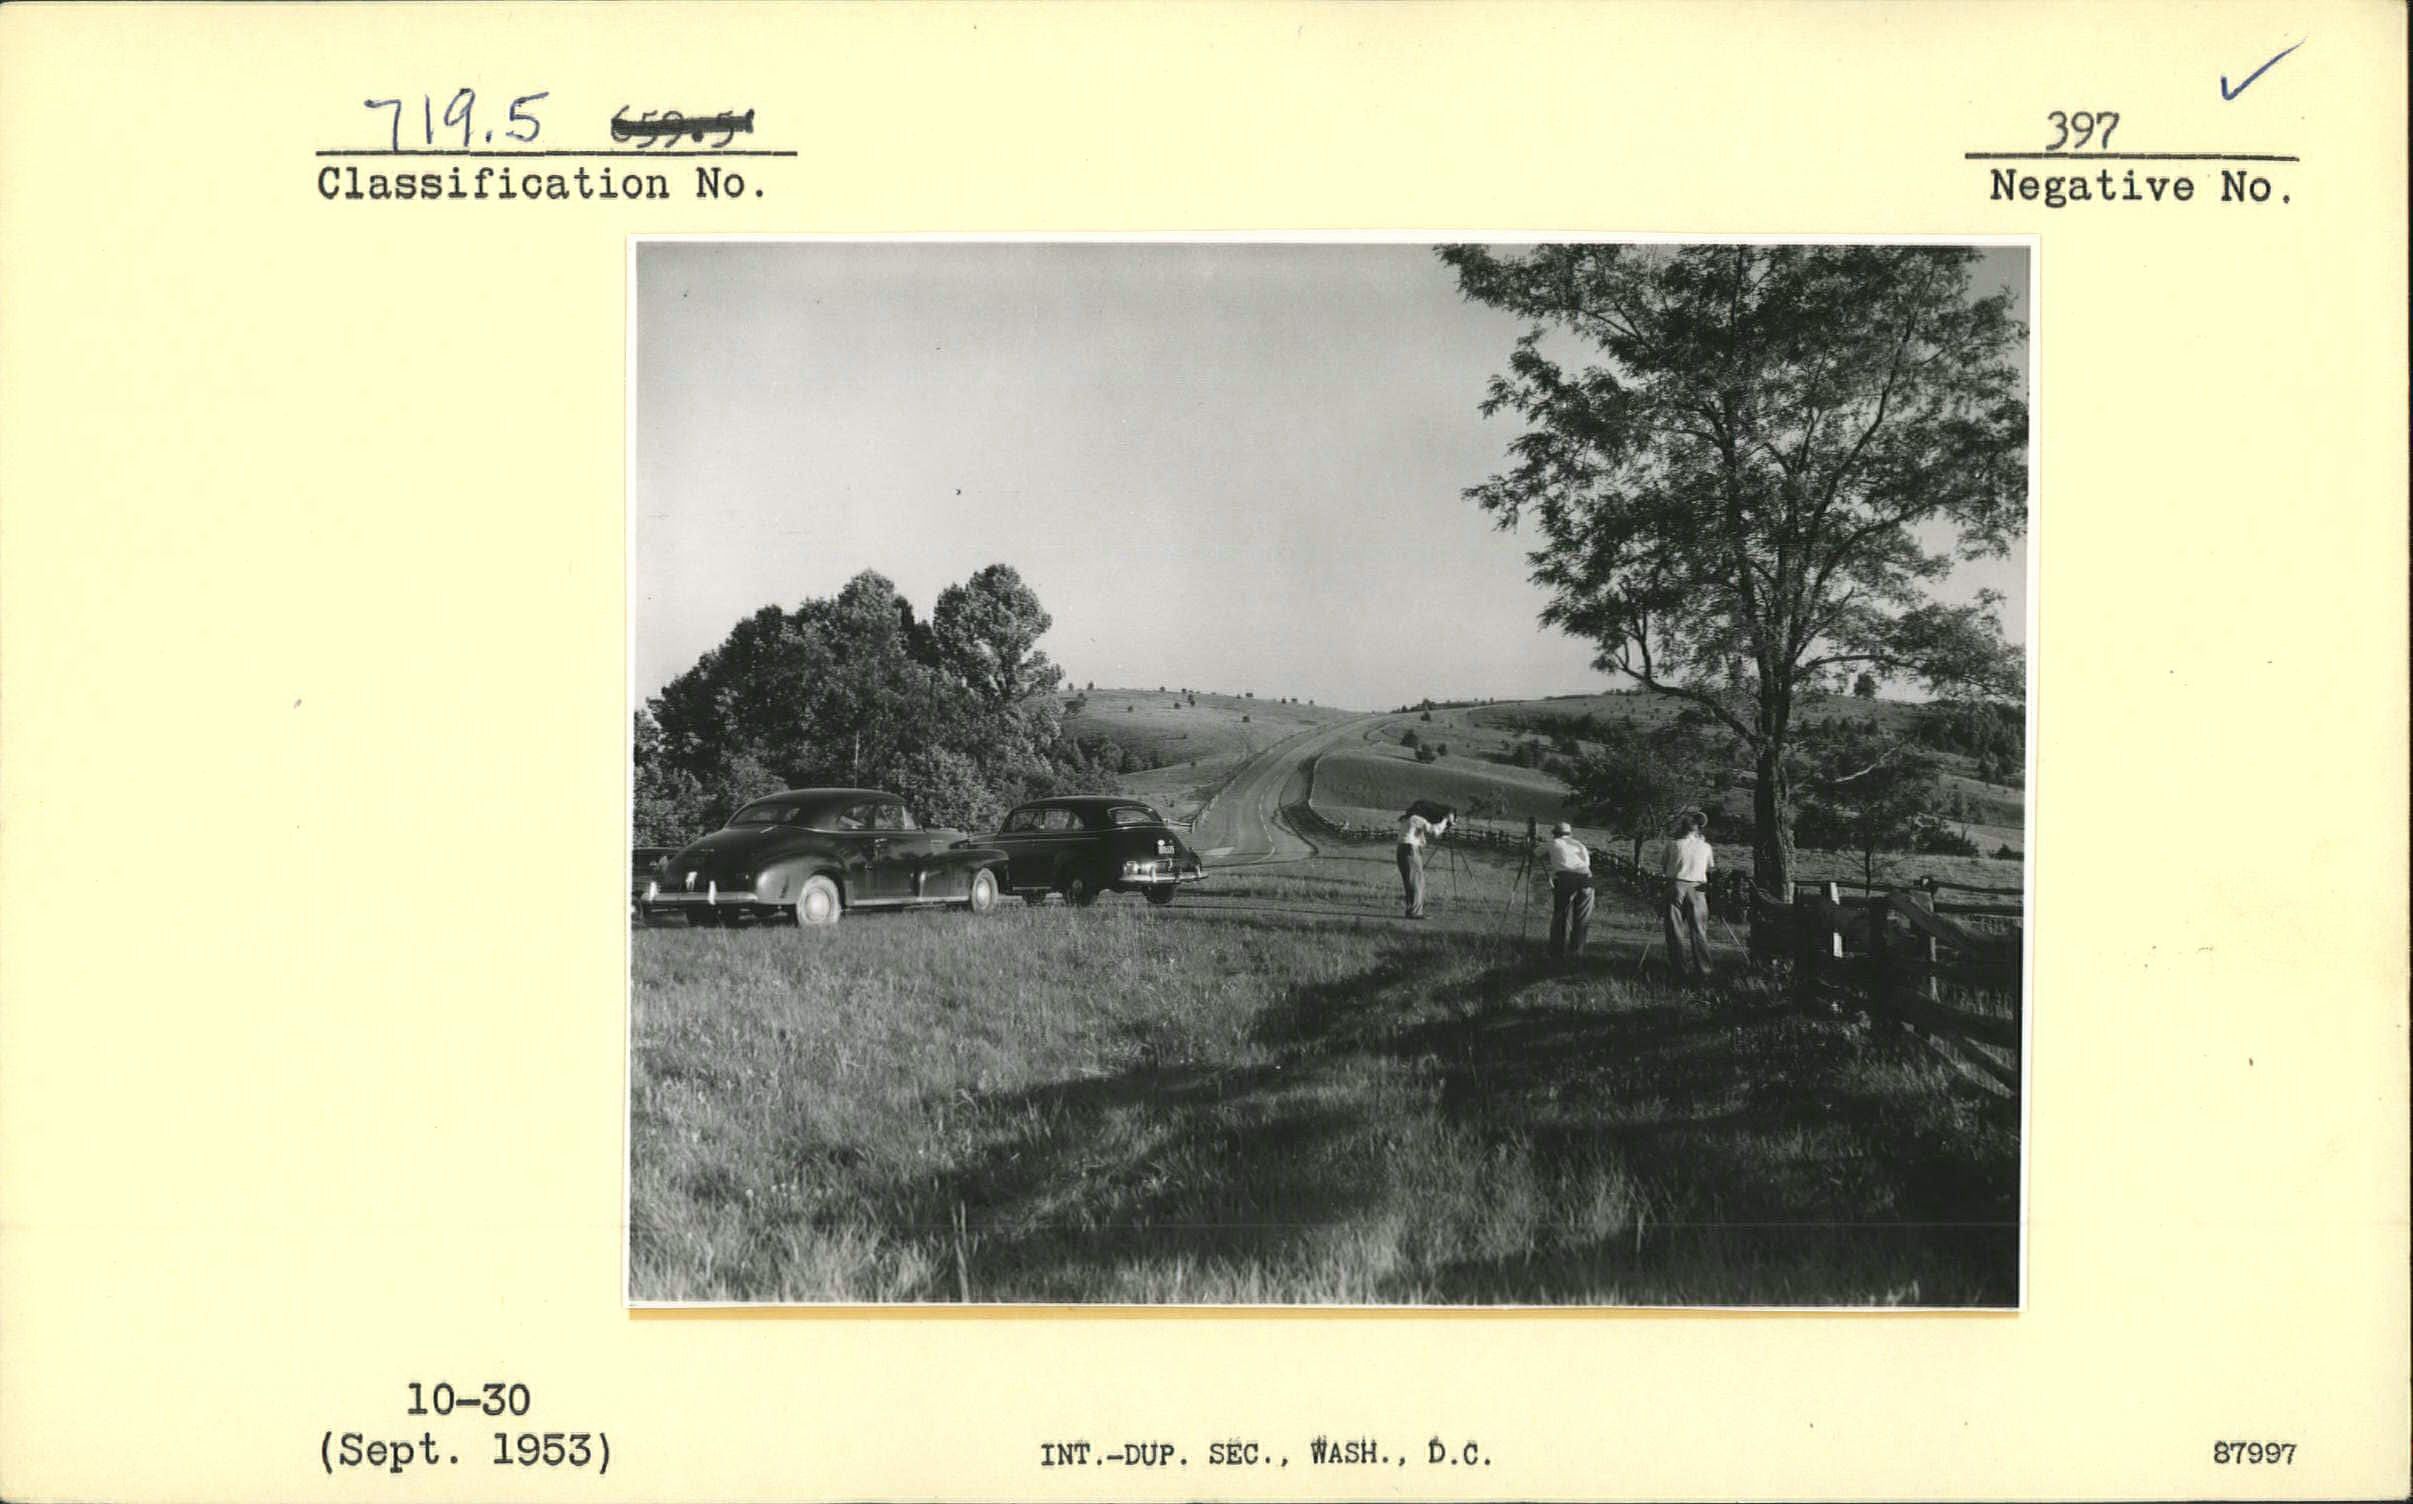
xmin=2044 ymin=111 xmax=2119 ymax=151
xmin=364 ymin=90 xmax=549 ymax=152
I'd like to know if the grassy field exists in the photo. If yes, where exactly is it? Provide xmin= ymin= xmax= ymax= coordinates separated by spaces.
xmin=630 ymin=840 xmax=2018 ymax=1306
xmin=1314 ymin=747 xmax=1575 ymax=826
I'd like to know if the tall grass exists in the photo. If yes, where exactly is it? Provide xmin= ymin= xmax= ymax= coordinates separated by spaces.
xmin=631 ymin=846 xmax=2016 ymax=1305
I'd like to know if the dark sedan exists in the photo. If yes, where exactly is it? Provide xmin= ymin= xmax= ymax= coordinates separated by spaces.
xmin=639 ymin=789 xmax=1010 ymax=927
xmin=988 ymin=795 xmax=1206 ymax=906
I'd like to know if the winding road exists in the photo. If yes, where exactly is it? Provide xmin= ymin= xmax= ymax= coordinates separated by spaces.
xmin=1188 ymin=713 xmax=1391 ymax=867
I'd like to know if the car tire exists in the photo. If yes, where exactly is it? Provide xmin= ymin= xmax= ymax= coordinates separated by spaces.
xmin=965 ymin=867 xmax=999 ymax=915
xmin=1145 ymin=886 xmax=1176 ymax=907
xmin=795 ymin=875 xmax=843 ymax=927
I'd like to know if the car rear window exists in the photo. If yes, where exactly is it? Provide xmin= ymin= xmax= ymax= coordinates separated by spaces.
xmin=1107 ymin=805 xmax=1161 ymax=827
xmin=729 ymin=799 xmax=809 ymax=826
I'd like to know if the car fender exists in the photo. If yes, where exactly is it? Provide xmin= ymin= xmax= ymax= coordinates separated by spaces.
xmin=754 ymin=856 xmax=847 ymax=907
xmin=929 ymin=844 xmax=1008 ymax=877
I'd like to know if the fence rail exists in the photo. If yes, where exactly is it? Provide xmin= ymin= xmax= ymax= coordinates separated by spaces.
xmin=1767 ymin=881 xmax=2023 ymax=1095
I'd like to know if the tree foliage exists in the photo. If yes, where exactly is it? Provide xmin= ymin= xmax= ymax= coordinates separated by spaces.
xmin=1442 ymin=243 xmax=2026 ymax=896
xmin=1789 ymin=719 xmax=1979 ymax=885
xmin=633 ymin=566 xmax=1110 ymax=844
xmin=1565 ymin=721 xmax=1733 ymax=868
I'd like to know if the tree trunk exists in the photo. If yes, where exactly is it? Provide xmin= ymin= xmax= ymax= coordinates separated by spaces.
xmin=1753 ymin=745 xmax=1794 ymax=900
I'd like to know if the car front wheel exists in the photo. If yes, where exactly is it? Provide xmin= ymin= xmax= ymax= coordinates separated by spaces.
xmin=1146 ymin=885 xmax=1176 ymax=907
xmin=796 ymin=875 xmax=843 ymax=927
xmin=964 ymin=867 xmax=1000 ymax=915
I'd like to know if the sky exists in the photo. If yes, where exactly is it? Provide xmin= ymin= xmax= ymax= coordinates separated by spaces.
xmin=635 ymin=241 xmax=2028 ymax=711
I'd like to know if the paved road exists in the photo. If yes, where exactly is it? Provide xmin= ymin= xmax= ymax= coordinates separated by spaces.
xmin=1189 ymin=713 xmax=1392 ymax=867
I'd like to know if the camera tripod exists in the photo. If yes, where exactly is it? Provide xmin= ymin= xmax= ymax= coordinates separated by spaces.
xmin=1491 ymin=837 xmax=1539 ymax=941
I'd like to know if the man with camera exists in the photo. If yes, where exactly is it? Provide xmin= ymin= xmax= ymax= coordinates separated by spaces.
xmin=1543 ymin=820 xmax=1595 ymax=961
xmin=1395 ymin=801 xmax=1454 ymax=919
xmin=1661 ymin=808 xmax=1717 ymax=984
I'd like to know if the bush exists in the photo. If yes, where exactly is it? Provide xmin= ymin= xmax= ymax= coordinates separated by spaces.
xmin=1414 ymin=745 xmax=1440 ymax=764
xmin=1400 ymin=728 xmax=1421 ymax=750
xmin=1908 ymin=818 xmax=1981 ymax=857
xmin=1993 ymin=842 xmax=2022 ymax=860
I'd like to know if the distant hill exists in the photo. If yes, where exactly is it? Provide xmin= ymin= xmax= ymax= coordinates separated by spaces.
xmin=1061 ymin=687 xmax=1356 ymax=821
xmin=1310 ymin=688 xmax=2025 ymax=878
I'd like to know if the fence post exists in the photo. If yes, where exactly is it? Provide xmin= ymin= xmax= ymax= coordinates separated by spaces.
xmin=1794 ymin=887 xmax=1817 ymax=1001
xmin=1917 ymin=892 xmax=1942 ymax=1003
xmin=1869 ymin=893 xmax=1893 ymax=1014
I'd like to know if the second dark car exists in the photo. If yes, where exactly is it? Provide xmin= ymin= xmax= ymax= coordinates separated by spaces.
xmin=988 ymin=795 xmax=1207 ymax=906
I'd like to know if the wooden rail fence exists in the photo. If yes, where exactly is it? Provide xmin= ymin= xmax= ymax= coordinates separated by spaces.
xmin=1768 ymin=879 xmax=2023 ymax=1094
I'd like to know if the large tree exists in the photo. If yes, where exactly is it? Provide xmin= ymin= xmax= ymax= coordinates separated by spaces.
xmin=1442 ymin=244 xmax=2026 ymax=897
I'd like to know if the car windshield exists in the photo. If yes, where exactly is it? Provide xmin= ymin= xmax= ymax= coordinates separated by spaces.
xmin=727 ymin=799 xmax=812 ymax=827
xmin=1107 ymin=805 xmax=1162 ymax=827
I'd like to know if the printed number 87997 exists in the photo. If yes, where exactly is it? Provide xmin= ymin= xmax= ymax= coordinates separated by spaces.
xmin=2213 ymin=1441 xmax=2295 ymax=1464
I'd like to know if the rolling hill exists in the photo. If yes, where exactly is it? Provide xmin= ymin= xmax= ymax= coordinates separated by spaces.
xmin=1060 ymin=687 xmax=1357 ymax=821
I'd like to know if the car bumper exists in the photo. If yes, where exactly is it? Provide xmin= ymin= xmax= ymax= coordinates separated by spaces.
xmin=1115 ymin=863 xmax=1205 ymax=888
xmin=641 ymin=882 xmax=767 ymax=908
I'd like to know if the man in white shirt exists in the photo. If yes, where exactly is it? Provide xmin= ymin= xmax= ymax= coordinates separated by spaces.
xmin=1661 ymin=809 xmax=1716 ymax=983
xmin=1395 ymin=806 xmax=1452 ymax=919
xmin=1544 ymin=821 xmax=1594 ymax=959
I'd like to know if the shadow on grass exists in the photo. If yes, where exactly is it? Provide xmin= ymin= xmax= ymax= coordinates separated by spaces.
xmin=884 ymin=934 xmax=2015 ymax=1305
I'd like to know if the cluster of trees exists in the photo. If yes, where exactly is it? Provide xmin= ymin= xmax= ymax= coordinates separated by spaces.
xmin=1910 ymin=698 xmax=2025 ymax=785
xmin=634 ymin=565 xmax=1119 ymax=843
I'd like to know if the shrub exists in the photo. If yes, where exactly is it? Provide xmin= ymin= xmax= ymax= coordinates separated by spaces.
xmin=1414 ymin=745 xmax=1440 ymax=764
xmin=1909 ymin=818 xmax=1981 ymax=857
xmin=1400 ymin=729 xmax=1421 ymax=751
xmin=1993 ymin=842 xmax=2022 ymax=860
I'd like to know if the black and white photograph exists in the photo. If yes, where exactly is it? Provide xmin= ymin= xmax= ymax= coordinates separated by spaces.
xmin=628 ymin=239 xmax=2031 ymax=1307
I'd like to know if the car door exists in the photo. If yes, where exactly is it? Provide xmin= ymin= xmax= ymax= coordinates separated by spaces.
xmin=829 ymin=799 xmax=904 ymax=903
xmin=880 ymin=800 xmax=961 ymax=900
xmin=994 ymin=806 xmax=1045 ymax=890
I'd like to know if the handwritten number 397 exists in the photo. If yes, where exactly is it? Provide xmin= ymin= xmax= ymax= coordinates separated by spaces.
xmin=364 ymin=90 xmax=549 ymax=152
xmin=2044 ymin=111 xmax=2119 ymax=151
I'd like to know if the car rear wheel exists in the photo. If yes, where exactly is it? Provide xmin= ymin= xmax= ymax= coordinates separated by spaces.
xmin=796 ymin=875 xmax=843 ymax=927
xmin=964 ymin=867 xmax=999 ymax=915
xmin=1146 ymin=885 xmax=1176 ymax=907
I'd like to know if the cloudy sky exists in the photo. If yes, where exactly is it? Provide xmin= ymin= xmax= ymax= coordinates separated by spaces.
xmin=634 ymin=241 xmax=2027 ymax=711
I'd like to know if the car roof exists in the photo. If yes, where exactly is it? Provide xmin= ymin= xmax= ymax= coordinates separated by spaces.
xmin=1013 ymin=795 xmax=1154 ymax=810
xmin=742 ymin=788 xmax=899 ymax=808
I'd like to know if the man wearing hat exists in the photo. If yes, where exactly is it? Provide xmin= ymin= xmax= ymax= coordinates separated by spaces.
xmin=1544 ymin=820 xmax=1594 ymax=960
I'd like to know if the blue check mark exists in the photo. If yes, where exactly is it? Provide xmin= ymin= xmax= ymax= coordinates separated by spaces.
xmin=2221 ymin=38 xmax=2304 ymax=100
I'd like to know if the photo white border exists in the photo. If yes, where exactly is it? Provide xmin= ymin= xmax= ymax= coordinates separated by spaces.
xmin=620 ymin=231 xmax=2042 ymax=1314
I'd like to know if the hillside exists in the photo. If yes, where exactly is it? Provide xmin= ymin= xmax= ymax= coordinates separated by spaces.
xmin=1302 ymin=688 xmax=2026 ymax=888
xmin=1062 ymin=687 xmax=1357 ymax=821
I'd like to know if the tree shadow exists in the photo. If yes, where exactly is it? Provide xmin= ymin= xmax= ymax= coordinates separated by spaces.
xmin=872 ymin=935 xmax=2016 ymax=1305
